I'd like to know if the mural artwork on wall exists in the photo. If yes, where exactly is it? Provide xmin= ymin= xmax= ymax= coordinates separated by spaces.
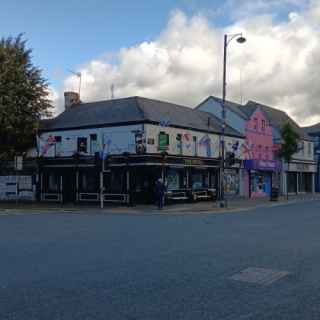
xmin=199 ymin=134 xmax=212 ymax=157
xmin=183 ymin=133 xmax=192 ymax=150
xmin=159 ymin=117 xmax=170 ymax=128
xmin=38 ymin=135 xmax=56 ymax=156
xmin=135 ymin=131 xmax=146 ymax=154
xmin=100 ymin=134 xmax=112 ymax=159
xmin=241 ymin=141 xmax=253 ymax=160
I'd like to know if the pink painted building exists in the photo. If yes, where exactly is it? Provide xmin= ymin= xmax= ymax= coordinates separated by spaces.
xmin=243 ymin=108 xmax=281 ymax=198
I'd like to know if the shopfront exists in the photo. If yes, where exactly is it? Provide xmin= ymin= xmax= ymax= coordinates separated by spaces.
xmin=244 ymin=159 xmax=282 ymax=198
xmin=285 ymin=161 xmax=316 ymax=194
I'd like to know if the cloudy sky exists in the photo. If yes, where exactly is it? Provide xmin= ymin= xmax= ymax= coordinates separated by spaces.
xmin=2 ymin=0 xmax=319 ymax=126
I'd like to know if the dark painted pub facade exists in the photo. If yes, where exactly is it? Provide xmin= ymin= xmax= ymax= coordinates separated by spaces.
xmin=38 ymin=94 xmax=244 ymax=205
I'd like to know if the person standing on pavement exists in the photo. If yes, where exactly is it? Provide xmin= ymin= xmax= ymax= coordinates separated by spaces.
xmin=155 ymin=178 xmax=166 ymax=210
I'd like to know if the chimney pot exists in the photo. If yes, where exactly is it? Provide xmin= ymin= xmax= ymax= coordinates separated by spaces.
xmin=64 ymin=91 xmax=80 ymax=110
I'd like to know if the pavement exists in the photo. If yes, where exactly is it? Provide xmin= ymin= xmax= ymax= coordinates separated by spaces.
xmin=1 ymin=200 xmax=320 ymax=319
xmin=1 ymin=193 xmax=320 ymax=215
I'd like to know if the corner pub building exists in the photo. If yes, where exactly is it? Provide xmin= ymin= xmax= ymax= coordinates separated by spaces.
xmin=37 ymin=92 xmax=244 ymax=205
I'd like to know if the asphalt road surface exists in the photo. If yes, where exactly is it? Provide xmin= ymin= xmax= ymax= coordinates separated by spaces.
xmin=1 ymin=201 xmax=320 ymax=319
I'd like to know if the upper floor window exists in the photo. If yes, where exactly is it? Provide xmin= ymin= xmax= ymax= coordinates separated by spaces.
xmin=78 ymin=137 xmax=87 ymax=153
xmin=54 ymin=136 xmax=62 ymax=156
xmin=90 ymin=134 xmax=98 ymax=154
xmin=261 ymin=120 xmax=266 ymax=131
xmin=253 ymin=118 xmax=258 ymax=130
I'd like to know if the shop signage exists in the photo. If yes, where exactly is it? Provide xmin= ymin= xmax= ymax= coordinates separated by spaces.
xmin=184 ymin=159 xmax=204 ymax=166
xmin=287 ymin=162 xmax=317 ymax=173
xmin=244 ymin=159 xmax=281 ymax=171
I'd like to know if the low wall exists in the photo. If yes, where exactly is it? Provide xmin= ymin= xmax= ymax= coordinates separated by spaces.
xmin=0 ymin=175 xmax=36 ymax=201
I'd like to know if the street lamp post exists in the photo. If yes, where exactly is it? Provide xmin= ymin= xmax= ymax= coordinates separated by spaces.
xmin=219 ymin=33 xmax=246 ymax=207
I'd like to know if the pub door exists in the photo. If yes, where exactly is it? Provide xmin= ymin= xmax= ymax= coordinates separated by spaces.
xmin=61 ymin=169 xmax=77 ymax=203
xmin=131 ymin=166 xmax=162 ymax=204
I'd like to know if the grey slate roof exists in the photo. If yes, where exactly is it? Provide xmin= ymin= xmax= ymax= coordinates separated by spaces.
xmin=196 ymin=95 xmax=312 ymax=141
xmin=239 ymin=101 xmax=312 ymax=141
xmin=303 ymin=123 xmax=320 ymax=136
xmin=40 ymin=96 xmax=243 ymax=137
xmin=195 ymin=96 xmax=250 ymax=120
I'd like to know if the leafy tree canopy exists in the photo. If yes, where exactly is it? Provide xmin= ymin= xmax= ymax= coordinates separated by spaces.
xmin=0 ymin=34 xmax=52 ymax=159
xmin=278 ymin=122 xmax=300 ymax=163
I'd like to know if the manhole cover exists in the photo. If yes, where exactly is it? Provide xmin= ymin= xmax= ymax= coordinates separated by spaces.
xmin=230 ymin=267 xmax=290 ymax=286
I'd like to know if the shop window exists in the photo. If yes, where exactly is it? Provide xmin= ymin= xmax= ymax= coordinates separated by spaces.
xmin=77 ymin=137 xmax=87 ymax=153
xmin=287 ymin=172 xmax=297 ymax=193
xmin=250 ymin=173 xmax=271 ymax=196
xmin=159 ymin=132 xmax=169 ymax=151
xmin=54 ymin=136 xmax=62 ymax=156
xmin=193 ymin=136 xmax=198 ymax=156
xmin=176 ymin=134 xmax=183 ymax=155
xmin=90 ymin=134 xmax=98 ymax=154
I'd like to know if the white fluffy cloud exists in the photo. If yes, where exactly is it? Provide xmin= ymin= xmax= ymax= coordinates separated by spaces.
xmin=54 ymin=0 xmax=320 ymax=126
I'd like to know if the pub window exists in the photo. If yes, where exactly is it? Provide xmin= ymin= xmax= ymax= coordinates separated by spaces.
xmin=80 ymin=172 xmax=98 ymax=192
xmin=77 ymin=137 xmax=87 ymax=153
xmin=54 ymin=136 xmax=62 ymax=156
xmin=90 ymin=134 xmax=98 ymax=154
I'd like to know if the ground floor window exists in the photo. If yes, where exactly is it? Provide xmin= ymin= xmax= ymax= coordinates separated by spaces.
xmin=287 ymin=172 xmax=297 ymax=193
xmin=191 ymin=169 xmax=209 ymax=189
xmin=298 ymin=172 xmax=313 ymax=193
xmin=250 ymin=171 xmax=271 ymax=197
xmin=166 ymin=168 xmax=186 ymax=190
xmin=224 ymin=169 xmax=239 ymax=195
xmin=43 ymin=173 xmax=60 ymax=192
xmin=104 ymin=168 xmax=127 ymax=193
xmin=79 ymin=171 xmax=99 ymax=193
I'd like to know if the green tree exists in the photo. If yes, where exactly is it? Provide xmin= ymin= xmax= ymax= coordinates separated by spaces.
xmin=0 ymin=34 xmax=52 ymax=159
xmin=278 ymin=122 xmax=300 ymax=198
xmin=278 ymin=122 xmax=299 ymax=163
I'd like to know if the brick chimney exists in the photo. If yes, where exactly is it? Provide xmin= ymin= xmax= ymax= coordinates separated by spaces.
xmin=64 ymin=91 xmax=80 ymax=110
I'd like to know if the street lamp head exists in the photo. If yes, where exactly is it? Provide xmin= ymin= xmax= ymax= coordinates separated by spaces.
xmin=236 ymin=36 xmax=246 ymax=44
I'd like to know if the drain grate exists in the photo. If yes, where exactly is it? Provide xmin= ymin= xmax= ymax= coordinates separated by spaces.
xmin=230 ymin=267 xmax=290 ymax=286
